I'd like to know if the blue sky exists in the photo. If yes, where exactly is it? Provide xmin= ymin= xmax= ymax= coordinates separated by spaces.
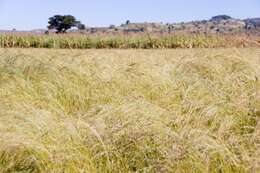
xmin=0 ymin=0 xmax=260 ymax=30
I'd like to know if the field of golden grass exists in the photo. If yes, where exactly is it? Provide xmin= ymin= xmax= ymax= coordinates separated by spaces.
xmin=0 ymin=48 xmax=260 ymax=172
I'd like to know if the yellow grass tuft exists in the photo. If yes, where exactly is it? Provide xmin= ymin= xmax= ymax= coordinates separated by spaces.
xmin=0 ymin=48 xmax=259 ymax=172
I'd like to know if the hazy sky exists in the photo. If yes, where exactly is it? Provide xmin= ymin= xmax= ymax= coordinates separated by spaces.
xmin=0 ymin=0 xmax=260 ymax=30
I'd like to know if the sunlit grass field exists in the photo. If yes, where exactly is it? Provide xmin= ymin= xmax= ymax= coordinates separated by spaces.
xmin=0 ymin=48 xmax=260 ymax=172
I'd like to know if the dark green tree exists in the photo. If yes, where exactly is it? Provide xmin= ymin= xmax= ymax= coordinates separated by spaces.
xmin=48 ymin=15 xmax=84 ymax=33
xmin=126 ymin=20 xmax=130 ymax=25
xmin=77 ymin=23 xmax=86 ymax=30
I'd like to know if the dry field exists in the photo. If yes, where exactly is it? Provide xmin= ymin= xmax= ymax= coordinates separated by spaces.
xmin=0 ymin=48 xmax=260 ymax=172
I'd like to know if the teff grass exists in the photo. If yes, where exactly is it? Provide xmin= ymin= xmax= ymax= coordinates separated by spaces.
xmin=0 ymin=48 xmax=259 ymax=172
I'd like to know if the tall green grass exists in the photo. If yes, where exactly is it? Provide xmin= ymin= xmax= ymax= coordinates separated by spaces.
xmin=0 ymin=49 xmax=259 ymax=172
xmin=0 ymin=33 xmax=257 ymax=49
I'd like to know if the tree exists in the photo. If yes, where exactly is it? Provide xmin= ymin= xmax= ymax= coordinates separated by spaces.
xmin=77 ymin=23 xmax=86 ymax=30
xmin=126 ymin=20 xmax=130 ymax=25
xmin=109 ymin=24 xmax=116 ymax=29
xmin=48 ymin=15 xmax=84 ymax=33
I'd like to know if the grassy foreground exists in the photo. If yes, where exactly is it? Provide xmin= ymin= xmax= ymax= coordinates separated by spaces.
xmin=0 ymin=48 xmax=259 ymax=172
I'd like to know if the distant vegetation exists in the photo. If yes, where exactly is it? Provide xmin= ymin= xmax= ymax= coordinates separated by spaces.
xmin=47 ymin=15 xmax=85 ymax=33
xmin=210 ymin=15 xmax=232 ymax=21
xmin=0 ymin=33 xmax=259 ymax=49
xmin=2 ymin=15 xmax=260 ymax=35
xmin=43 ymin=15 xmax=260 ymax=35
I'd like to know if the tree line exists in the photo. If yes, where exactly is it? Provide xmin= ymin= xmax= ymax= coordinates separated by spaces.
xmin=47 ymin=15 xmax=131 ymax=34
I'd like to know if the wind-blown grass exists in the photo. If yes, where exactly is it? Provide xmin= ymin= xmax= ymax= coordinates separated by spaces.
xmin=0 ymin=48 xmax=259 ymax=172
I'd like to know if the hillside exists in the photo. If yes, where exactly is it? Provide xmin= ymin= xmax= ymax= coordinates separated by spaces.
xmin=84 ymin=15 xmax=260 ymax=35
xmin=1 ymin=15 xmax=260 ymax=35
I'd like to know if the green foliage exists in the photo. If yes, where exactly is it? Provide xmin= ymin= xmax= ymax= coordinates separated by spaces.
xmin=47 ymin=15 xmax=84 ymax=33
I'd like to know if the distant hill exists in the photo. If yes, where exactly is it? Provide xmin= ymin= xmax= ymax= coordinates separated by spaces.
xmin=210 ymin=15 xmax=232 ymax=21
xmin=244 ymin=18 xmax=260 ymax=29
xmin=1 ymin=15 xmax=260 ymax=35
xmin=84 ymin=15 xmax=260 ymax=35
